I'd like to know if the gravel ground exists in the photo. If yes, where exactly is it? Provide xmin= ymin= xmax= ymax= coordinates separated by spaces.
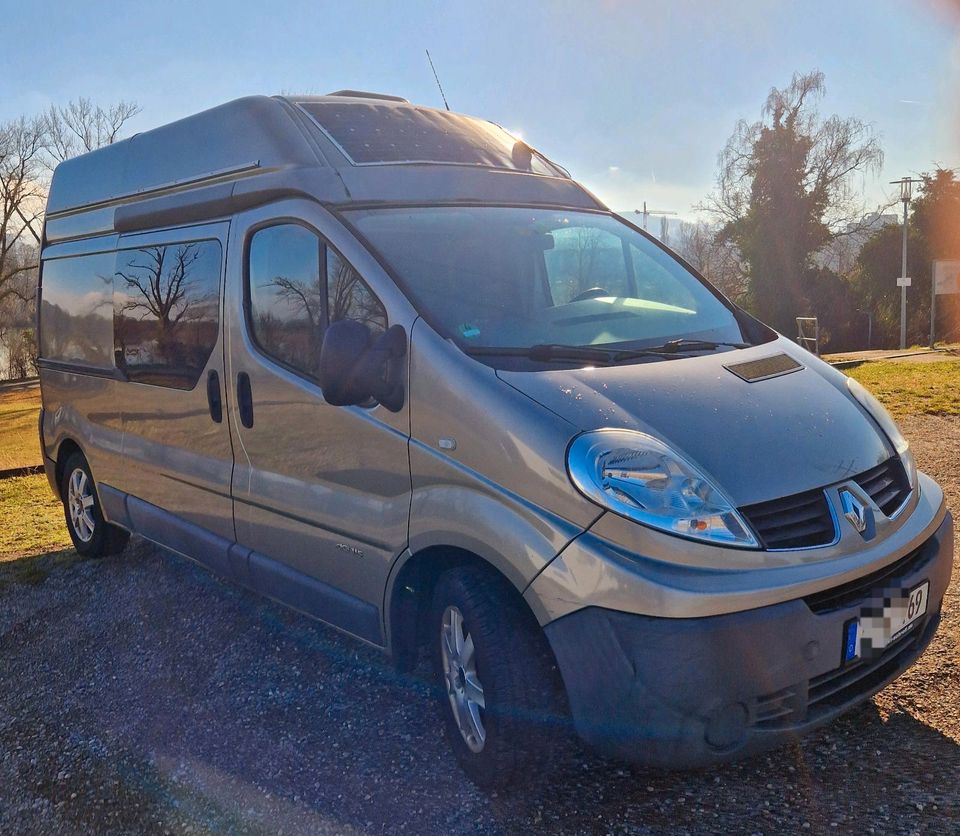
xmin=1 ymin=416 xmax=958 ymax=835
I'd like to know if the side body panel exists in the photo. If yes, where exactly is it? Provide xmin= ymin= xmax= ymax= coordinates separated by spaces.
xmin=403 ymin=322 xmax=601 ymax=592
xmin=114 ymin=222 xmax=235 ymax=541
xmin=38 ymin=234 xmax=125 ymax=497
xmin=225 ymin=199 xmax=415 ymax=627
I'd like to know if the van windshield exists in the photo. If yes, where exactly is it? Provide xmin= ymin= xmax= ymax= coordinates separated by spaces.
xmin=343 ymin=207 xmax=752 ymax=365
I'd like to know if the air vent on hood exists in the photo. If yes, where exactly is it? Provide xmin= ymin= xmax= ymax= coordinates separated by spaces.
xmin=725 ymin=353 xmax=803 ymax=383
xmin=740 ymin=488 xmax=836 ymax=550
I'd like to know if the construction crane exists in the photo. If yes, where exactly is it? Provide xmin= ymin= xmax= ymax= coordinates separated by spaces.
xmin=634 ymin=201 xmax=677 ymax=244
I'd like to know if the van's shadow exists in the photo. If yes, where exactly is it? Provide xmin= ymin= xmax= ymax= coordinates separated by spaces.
xmin=2 ymin=540 xmax=958 ymax=834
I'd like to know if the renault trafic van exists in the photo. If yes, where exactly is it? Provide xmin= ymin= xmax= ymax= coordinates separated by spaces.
xmin=38 ymin=93 xmax=953 ymax=787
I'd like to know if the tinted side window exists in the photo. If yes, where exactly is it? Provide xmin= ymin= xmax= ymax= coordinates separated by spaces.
xmin=327 ymin=249 xmax=387 ymax=335
xmin=248 ymin=224 xmax=324 ymax=379
xmin=39 ymin=252 xmax=115 ymax=368
xmin=114 ymin=240 xmax=222 ymax=389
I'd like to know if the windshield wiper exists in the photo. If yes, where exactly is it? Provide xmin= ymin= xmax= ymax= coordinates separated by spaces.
xmin=463 ymin=339 xmax=749 ymax=365
xmin=648 ymin=338 xmax=750 ymax=354
xmin=464 ymin=343 xmax=612 ymax=362
xmin=462 ymin=343 xmax=674 ymax=364
xmin=602 ymin=338 xmax=750 ymax=365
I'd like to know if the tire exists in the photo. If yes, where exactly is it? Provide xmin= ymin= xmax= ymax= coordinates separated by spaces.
xmin=60 ymin=451 xmax=129 ymax=558
xmin=430 ymin=565 xmax=567 ymax=788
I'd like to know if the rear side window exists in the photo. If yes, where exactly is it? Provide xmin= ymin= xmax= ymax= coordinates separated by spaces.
xmin=39 ymin=252 xmax=115 ymax=368
xmin=248 ymin=224 xmax=387 ymax=382
xmin=113 ymin=240 xmax=222 ymax=389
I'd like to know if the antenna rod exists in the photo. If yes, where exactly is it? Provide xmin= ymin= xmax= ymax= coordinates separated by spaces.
xmin=426 ymin=49 xmax=450 ymax=111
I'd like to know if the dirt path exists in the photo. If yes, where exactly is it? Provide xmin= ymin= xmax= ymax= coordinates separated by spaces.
xmin=1 ymin=417 xmax=958 ymax=834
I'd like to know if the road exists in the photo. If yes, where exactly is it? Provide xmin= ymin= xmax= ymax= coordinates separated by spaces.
xmin=1 ymin=414 xmax=958 ymax=834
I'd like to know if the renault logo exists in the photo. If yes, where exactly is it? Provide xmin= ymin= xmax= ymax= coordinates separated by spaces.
xmin=839 ymin=489 xmax=869 ymax=535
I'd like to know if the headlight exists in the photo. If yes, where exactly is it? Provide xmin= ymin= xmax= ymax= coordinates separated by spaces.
xmin=567 ymin=429 xmax=759 ymax=548
xmin=846 ymin=377 xmax=918 ymax=489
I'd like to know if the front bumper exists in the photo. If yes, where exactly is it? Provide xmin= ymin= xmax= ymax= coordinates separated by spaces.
xmin=544 ymin=512 xmax=953 ymax=768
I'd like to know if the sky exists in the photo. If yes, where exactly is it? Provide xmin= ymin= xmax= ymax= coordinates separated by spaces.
xmin=3 ymin=0 xmax=959 ymax=221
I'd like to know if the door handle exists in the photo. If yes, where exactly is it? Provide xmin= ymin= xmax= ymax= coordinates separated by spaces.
xmin=206 ymin=370 xmax=223 ymax=423
xmin=237 ymin=372 xmax=254 ymax=428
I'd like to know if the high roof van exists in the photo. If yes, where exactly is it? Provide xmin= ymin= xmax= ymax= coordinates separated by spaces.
xmin=38 ymin=92 xmax=953 ymax=786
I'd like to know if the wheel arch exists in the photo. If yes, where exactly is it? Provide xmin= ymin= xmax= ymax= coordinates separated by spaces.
xmin=386 ymin=545 xmax=547 ymax=673
xmin=53 ymin=437 xmax=85 ymax=498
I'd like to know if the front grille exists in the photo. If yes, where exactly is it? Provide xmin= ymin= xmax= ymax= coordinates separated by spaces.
xmin=855 ymin=457 xmax=911 ymax=517
xmin=803 ymin=541 xmax=932 ymax=614
xmin=740 ymin=489 xmax=836 ymax=550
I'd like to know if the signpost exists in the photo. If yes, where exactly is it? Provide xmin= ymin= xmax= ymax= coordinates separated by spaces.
xmin=891 ymin=177 xmax=922 ymax=349
xmin=931 ymin=260 xmax=960 ymax=346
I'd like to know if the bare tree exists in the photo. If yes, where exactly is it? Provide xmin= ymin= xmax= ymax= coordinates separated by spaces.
xmin=0 ymin=118 xmax=46 ymax=288
xmin=674 ymin=220 xmax=748 ymax=302
xmin=42 ymin=98 xmax=141 ymax=170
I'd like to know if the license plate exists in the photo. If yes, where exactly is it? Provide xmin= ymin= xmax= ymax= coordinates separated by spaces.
xmin=842 ymin=580 xmax=929 ymax=663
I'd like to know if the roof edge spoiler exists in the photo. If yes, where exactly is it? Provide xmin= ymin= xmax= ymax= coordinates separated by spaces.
xmin=325 ymin=90 xmax=410 ymax=103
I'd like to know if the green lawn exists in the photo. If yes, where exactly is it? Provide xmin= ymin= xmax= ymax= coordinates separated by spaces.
xmin=0 ymin=382 xmax=69 ymax=562
xmin=0 ymin=382 xmax=41 ymax=470
xmin=0 ymin=473 xmax=70 ymax=561
xmin=844 ymin=360 xmax=960 ymax=418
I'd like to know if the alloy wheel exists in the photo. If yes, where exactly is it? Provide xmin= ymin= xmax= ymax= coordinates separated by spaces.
xmin=440 ymin=604 xmax=487 ymax=753
xmin=67 ymin=467 xmax=96 ymax=543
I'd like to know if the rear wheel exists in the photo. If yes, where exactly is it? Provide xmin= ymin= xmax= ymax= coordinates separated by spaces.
xmin=60 ymin=451 xmax=129 ymax=558
xmin=430 ymin=565 xmax=566 ymax=788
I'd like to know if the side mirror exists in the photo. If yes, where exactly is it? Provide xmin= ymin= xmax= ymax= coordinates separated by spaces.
xmin=318 ymin=320 xmax=407 ymax=412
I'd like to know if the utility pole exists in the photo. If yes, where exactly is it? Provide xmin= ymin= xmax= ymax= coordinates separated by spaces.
xmin=891 ymin=177 xmax=922 ymax=350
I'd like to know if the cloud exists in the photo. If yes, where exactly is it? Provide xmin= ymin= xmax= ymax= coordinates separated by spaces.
xmin=608 ymin=165 xmax=620 ymax=173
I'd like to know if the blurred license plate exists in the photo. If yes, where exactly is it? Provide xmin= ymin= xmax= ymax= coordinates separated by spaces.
xmin=843 ymin=580 xmax=929 ymax=662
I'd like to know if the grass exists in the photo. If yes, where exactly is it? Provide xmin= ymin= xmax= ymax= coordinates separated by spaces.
xmin=0 ymin=473 xmax=71 ymax=562
xmin=845 ymin=360 xmax=960 ymax=418
xmin=0 ymin=382 xmax=41 ymax=470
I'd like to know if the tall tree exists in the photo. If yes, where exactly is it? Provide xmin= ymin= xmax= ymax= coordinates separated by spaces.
xmin=0 ymin=117 xmax=46 ymax=302
xmin=703 ymin=71 xmax=883 ymax=336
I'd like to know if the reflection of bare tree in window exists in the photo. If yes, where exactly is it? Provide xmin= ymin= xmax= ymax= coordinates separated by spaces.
xmin=265 ymin=274 xmax=323 ymax=328
xmin=256 ymin=273 xmax=324 ymax=371
xmin=571 ymin=228 xmax=605 ymax=291
xmin=114 ymin=243 xmax=218 ymax=385
xmin=116 ymin=245 xmax=202 ymax=331
xmin=549 ymin=228 xmax=609 ymax=304
xmin=328 ymin=254 xmax=386 ymax=333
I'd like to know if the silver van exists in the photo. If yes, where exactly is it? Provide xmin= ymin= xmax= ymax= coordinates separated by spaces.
xmin=38 ymin=92 xmax=953 ymax=787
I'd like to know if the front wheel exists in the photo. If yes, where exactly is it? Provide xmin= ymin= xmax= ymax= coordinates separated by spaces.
xmin=60 ymin=451 xmax=129 ymax=558
xmin=430 ymin=566 xmax=566 ymax=788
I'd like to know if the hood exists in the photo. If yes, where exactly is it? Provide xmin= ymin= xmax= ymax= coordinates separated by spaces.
xmin=496 ymin=338 xmax=893 ymax=507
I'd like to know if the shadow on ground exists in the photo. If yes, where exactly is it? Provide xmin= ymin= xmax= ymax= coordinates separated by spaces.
xmin=1 ymin=541 xmax=958 ymax=834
